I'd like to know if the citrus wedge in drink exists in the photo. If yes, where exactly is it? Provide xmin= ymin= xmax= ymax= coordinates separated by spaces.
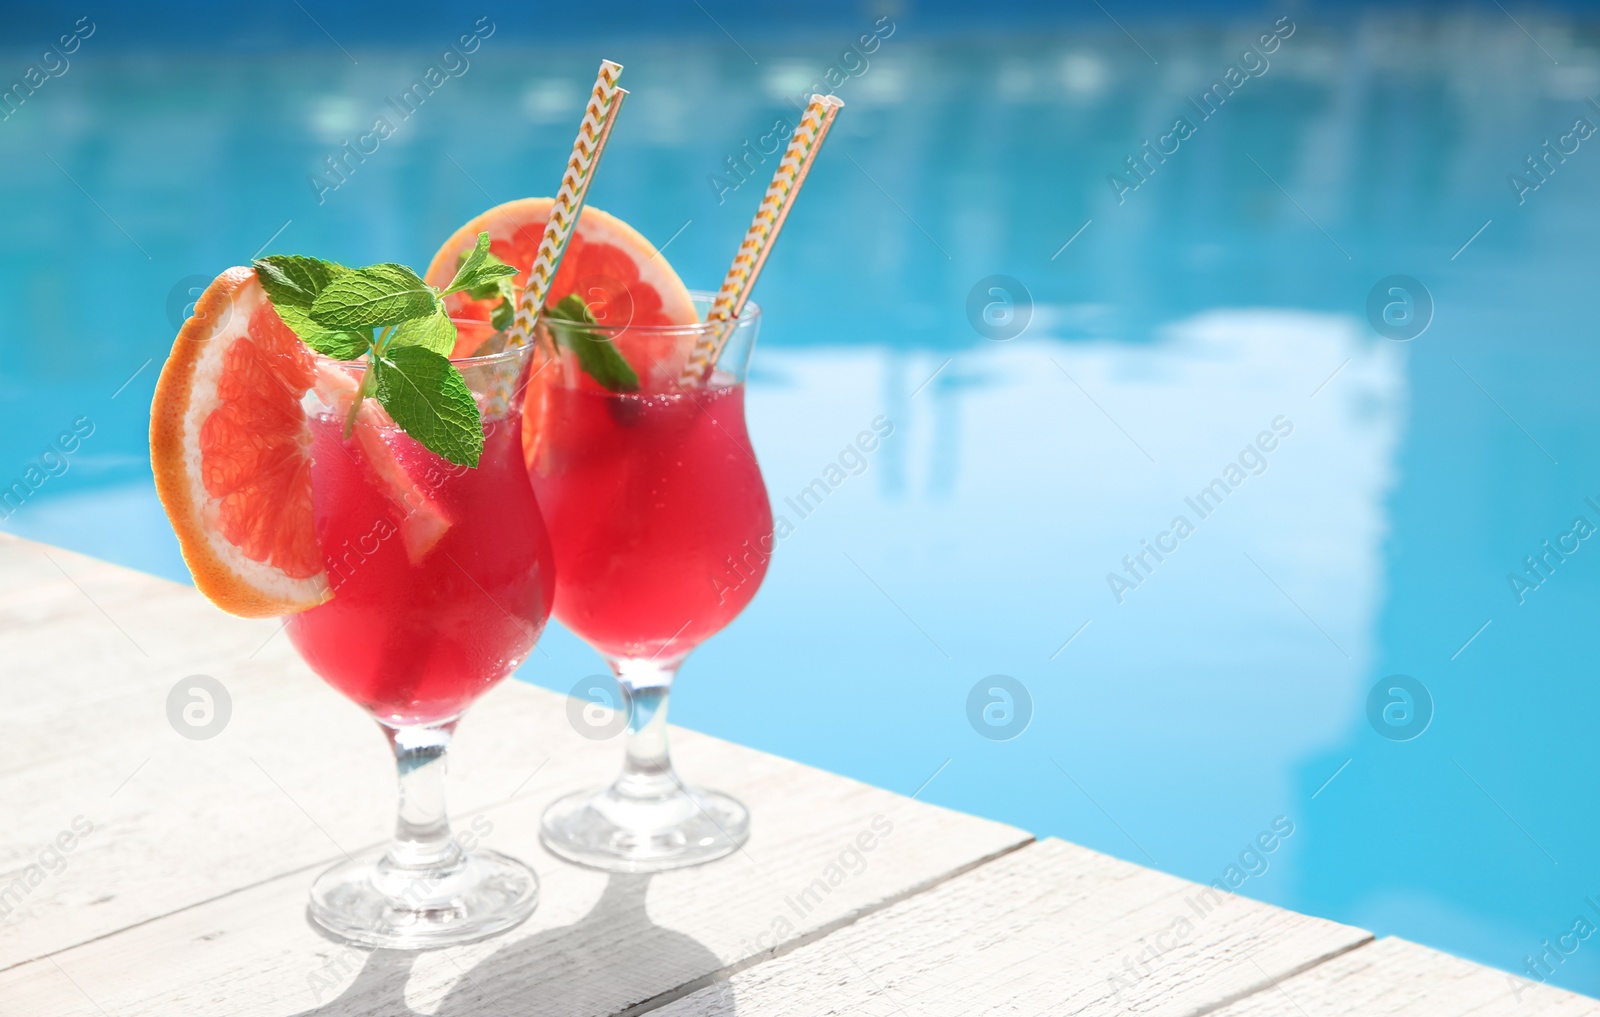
xmin=309 ymin=364 xmax=456 ymax=564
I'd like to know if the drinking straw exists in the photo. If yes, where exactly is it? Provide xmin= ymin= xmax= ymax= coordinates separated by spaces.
xmin=679 ymin=93 xmax=844 ymax=385
xmin=507 ymin=60 xmax=627 ymax=348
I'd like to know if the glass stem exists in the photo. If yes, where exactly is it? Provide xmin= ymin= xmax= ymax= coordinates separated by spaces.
xmin=383 ymin=723 xmax=464 ymax=873
xmin=609 ymin=657 xmax=683 ymax=801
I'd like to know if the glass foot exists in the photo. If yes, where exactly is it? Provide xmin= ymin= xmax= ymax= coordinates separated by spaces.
xmin=540 ymin=783 xmax=749 ymax=873
xmin=308 ymin=846 xmax=538 ymax=949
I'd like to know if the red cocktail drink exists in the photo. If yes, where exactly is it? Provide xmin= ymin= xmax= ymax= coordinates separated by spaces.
xmin=532 ymin=383 xmax=771 ymax=662
xmin=531 ymin=295 xmax=769 ymax=872
xmin=287 ymin=410 xmax=554 ymax=726
xmin=285 ymin=343 xmax=550 ymax=948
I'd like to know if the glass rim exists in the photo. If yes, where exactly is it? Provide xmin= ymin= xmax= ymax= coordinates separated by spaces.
xmin=545 ymin=289 xmax=761 ymax=338
xmin=556 ymin=286 xmax=761 ymax=337
xmin=307 ymin=322 xmax=531 ymax=371
xmin=307 ymin=291 xmax=761 ymax=370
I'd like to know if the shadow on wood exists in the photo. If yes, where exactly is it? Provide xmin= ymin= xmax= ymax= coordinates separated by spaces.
xmin=291 ymin=873 xmax=739 ymax=1015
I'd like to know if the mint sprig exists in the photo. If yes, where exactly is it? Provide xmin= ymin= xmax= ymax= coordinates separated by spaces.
xmin=390 ymin=306 xmax=456 ymax=357
xmin=312 ymin=263 xmax=436 ymax=329
xmin=546 ymin=293 xmax=640 ymax=393
xmin=372 ymin=346 xmax=484 ymax=467
xmin=252 ymin=255 xmax=367 ymax=359
xmin=441 ymin=232 xmax=518 ymax=300
xmin=252 ymin=232 xmax=511 ymax=468
xmin=459 ymin=248 xmax=519 ymax=333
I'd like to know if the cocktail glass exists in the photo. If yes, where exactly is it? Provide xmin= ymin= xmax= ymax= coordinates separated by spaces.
xmin=530 ymin=294 xmax=770 ymax=871
xmin=285 ymin=331 xmax=555 ymax=947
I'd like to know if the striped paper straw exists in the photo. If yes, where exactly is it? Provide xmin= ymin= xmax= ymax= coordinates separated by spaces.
xmin=508 ymin=60 xmax=626 ymax=348
xmin=680 ymin=93 xmax=844 ymax=385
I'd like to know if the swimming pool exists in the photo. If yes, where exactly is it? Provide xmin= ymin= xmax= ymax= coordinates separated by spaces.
xmin=3 ymin=3 xmax=1598 ymax=996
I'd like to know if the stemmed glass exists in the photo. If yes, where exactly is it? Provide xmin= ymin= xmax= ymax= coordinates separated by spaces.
xmin=529 ymin=294 xmax=771 ymax=871
xmin=284 ymin=330 xmax=556 ymax=947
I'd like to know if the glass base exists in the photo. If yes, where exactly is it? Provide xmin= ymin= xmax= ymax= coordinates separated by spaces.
xmin=540 ymin=783 xmax=750 ymax=873
xmin=307 ymin=846 xmax=538 ymax=949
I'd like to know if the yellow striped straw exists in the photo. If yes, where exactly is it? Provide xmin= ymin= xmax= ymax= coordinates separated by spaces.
xmin=680 ymin=93 xmax=844 ymax=385
xmin=508 ymin=60 xmax=626 ymax=349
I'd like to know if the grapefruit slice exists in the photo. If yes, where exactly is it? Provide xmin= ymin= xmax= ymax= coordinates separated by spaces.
xmin=424 ymin=198 xmax=699 ymax=355
xmin=362 ymin=423 xmax=454 ymax=563
xmin=150 ymin=267 xmax=330 ymax=617
xmin=426 ymin=198 xmax=701 ymax=468
xmin=311 ymin=365 xmax=454 ymax=564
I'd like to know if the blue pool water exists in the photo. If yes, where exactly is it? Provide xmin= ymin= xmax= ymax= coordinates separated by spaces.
xmin=4 ymin=2 xmax=1600 ymax=995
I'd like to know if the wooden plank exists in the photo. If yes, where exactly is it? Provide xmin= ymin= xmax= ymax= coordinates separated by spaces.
xmin=0 ymin=533 xmax=329 ymax=963
xmin=1208 ymin=936 xmax=1599 ymax=1016
xmin=0 ymin=534 xmax=1030 ymax=1014
xmin=650 ymin=837 xmax=1373 ymax=1017
xmin=0 ymin=531 xmax=529 ymax=965
xmin=0 ymin=751 xmax=1027 ymax=1016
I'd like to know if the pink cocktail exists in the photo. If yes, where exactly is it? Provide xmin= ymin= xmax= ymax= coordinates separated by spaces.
xmin=530 ymin=295 xmax=770 ymax=871
xmin=284 ymin=342 xmax=554 ymax=946
xmin=534 ymin=383 xmax=772 ymax=662
xmin=289 ymin=413 xmax=554 ymax=726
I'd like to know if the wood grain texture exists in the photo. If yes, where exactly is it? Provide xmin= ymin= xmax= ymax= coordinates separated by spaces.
xmin=1209 ymin=936 xmax=1600 ymax=1016
xmin=0 ymin=534 xmax=1030 ymax=1014
xmin=0 ymin=759 xmax=1027 ymax=1016
xmin=3 ymin=533 xmax=1577 ymax=1017
xmin=652 ymin=837 xmax=1374 ymax=1017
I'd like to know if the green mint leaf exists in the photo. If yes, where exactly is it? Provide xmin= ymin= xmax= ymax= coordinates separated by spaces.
xmin=455 ymin=261 xmax=519 ymax=295
xmin=546 ymin=293 xmax=639 ymax=393
xmin=468 ymin=250 xmax=519 ymax=335
xmin=441 ymin=233 xmax=517 ymax=297
xmin=253 ymin=255 xmax=346 ymax=309
xmin=490 ymin=298 xmax=515 ymax=333
xmin=311 ymin=263 xmax=437 ymax=329
xmin=463 ymin=255 xmax=517 ymax=302
xmin=254 ymin=252 xmax=488 ymax=462
xmin=268 ymin=300 xmax=369 ymax=356
xmin=450 ymin=233 xmax=494 ymax=285
xmin=460 ymin=260 xmax=515 ymax=300
xmin=388 ymin=303 xmax=458 ymax=357
xmin=254 ymin=259 xmax=370 ymax=359
xmin=445 ymin=242 xmax=518 ymax=340
xmin=372 ymin=345 xmax=483 ymax=467
xmin=301 ymin=328 xmax=370 ymax=360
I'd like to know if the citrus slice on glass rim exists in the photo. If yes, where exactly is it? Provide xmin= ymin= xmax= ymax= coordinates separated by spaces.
xmin=150 ymin=267 xmax=331 ymax=617
xmin=424 ymin=197 xmax=700 ymax=352
xmin=426 ymin=199 xmax=701 ymax=465
xmin=151 ymin=269 xmax=456 ymax=618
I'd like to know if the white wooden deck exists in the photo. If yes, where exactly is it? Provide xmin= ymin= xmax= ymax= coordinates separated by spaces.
xmin=0 ymin=532 xmax=1589 ymax=1016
